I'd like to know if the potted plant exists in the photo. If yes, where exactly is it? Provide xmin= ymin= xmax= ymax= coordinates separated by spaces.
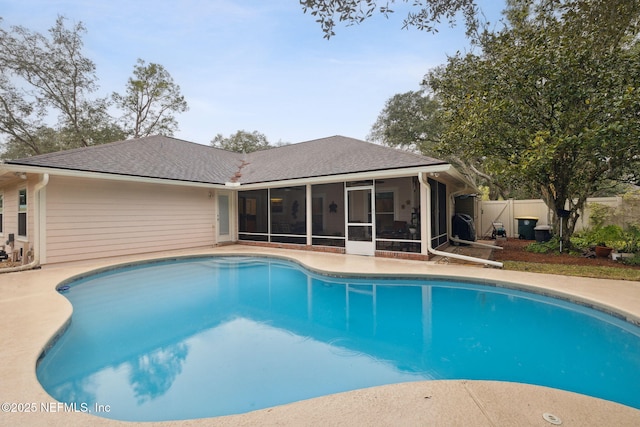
xmin=595 ymin=243 xmax=613 ymax=258
xmin=593 ymin=225 xmax=624 ymax=258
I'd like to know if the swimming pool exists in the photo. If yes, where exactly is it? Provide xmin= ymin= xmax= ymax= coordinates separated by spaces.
xmin=37 ymin=256 xmax=640 ymax=421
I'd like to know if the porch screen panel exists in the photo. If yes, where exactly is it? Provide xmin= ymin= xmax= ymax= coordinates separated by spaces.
xmin=429 ymin=178 xmax=448 ymax=248
xmin=238 ymin=189 xmax=268 ymax=241
xmin=311 ymin=183 xmax=345 ymax=247
xmin=270 ymin=186 xmax=306 ymax=244
xmin=375 ymin=177 xmax=421 ymax=253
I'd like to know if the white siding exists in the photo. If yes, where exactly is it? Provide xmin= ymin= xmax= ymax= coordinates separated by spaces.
xmin=45 ymin=176 xmax=216 ymax=264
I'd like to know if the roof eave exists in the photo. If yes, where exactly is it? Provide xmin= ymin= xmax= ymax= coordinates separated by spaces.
xmin=424 ymin=164 xmax=478 ymax=194
xmin=234 ymin=164 xmax=456 ymax=189
xmin=0 ymin=163 xmax=228 ymax=189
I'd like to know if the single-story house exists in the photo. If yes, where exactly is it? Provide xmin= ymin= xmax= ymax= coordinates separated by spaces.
xmin=0 ymin=135 xmax=478 ymax=266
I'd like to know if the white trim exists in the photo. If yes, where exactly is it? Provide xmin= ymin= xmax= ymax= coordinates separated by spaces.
xmin=306 ymin=184 xmax=312 ymax=246
xmin=38 ymin=184 xmax=47 ymax=264
xmin=0 ymin=164 xmax=226 ymax=190
xmin=345 ymin=184 xmax=375 ymax=256
xmin=419 ymin=173 xmax=503 ymax=268
xmin=1 ymin=162 xmax=477 ymax=194
xmin=232 ymin=165 xmax=461 ymax=190
xmin=216 ymin=190 xmax=233 ymax=244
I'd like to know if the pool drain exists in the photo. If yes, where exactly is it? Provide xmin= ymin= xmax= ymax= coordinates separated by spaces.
xmin=542 ymin=412 xmax=562 ymax=425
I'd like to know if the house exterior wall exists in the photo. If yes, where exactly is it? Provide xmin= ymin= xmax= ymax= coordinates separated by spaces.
xmin=43 ymin=176 xmax=217 ymax=264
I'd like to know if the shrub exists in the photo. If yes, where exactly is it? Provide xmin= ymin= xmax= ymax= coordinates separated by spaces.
xmin=620 ymin=224 xmax=640 ymax=253
xmin=572 ymin=224 xmax=640 ymax=253
xmin=571 ymin=225 xmax=624 ymax=248
xmin=526 ymin=237 xmax=560 ymax=254
xmin=588 ymin=203 xmax=615 ymax=229
xmin=621 ymin=254 xmax=640 ymax=266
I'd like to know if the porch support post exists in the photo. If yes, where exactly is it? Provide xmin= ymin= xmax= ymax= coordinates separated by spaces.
xmin=419 ymin=173 xmax=429 ymax=256
xmin=306 ymin=184 xmax=312 ymax=246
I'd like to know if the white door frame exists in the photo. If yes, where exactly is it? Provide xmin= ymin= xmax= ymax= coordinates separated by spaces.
xmin=217 ymin=190 xmax=233 ymax=243
xmin=345 ymin=185 xmax=375 ymax=256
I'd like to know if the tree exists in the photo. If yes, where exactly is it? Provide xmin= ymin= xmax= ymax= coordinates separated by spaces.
xmin=211 ymin=130 xmax=271 ymax=153
xmin=369 ymin=89 xmax=527 ymax=199
xmin=112 ymin=59 xmax=188 ymax=139
xmin=299 ymin=0 xmax=479 ymax=38
xmin=425 ymin=0 xmax=640 ymax=245
xmin=368 ymin=90 xmax=443 ymax=153
xmin=0 ymin=16 xmax=119 ymax=157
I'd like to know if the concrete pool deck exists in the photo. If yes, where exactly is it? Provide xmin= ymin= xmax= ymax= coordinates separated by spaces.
xmin=1 ymin=245 xmax=639 ymax=426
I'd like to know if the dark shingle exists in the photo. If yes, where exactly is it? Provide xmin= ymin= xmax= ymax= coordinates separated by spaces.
xmin=6 ymin=135 xmax=447 ymax=185
xmin=240 ymin=136 xmax=445 ymax=183
xmin=7 ymin=136 xmax=243 ymax=184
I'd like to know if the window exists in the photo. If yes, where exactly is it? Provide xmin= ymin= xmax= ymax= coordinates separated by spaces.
xmin=18 ymin=188 xmax=27 ymax=237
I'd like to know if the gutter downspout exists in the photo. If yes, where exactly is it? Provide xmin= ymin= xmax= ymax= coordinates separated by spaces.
xmin=450 ymin=235 xmax=504 ymax=250
xmin=419 ymin=173 xmax=503 ymax=268
xmin=2 ymin=173 xmax=49 ymax=273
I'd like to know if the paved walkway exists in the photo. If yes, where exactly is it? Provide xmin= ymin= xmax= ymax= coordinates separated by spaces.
xmin=1 ymin=245 xmax=639 ymax=426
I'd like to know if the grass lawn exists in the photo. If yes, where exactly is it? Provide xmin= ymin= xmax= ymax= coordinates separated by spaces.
xmin=503 ymin=261 xmax=640 ymax=281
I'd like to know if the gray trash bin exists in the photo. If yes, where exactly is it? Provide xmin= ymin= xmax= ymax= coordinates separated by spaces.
xmin=534 ymin=225 xmax=552 ymax=242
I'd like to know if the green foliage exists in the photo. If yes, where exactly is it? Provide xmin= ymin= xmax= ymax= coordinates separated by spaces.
xmin=425 ymin=0 xmax=640 ymax=244
xmin=620 ymin=254 xmax=640 ymax=266
xmin=299 ymin=0 xmax=478 ymax=39
xmin=525 ymin=237 xmax=560 ymax=254
xmin=588 ymin=203 xmax=615 ymax=229
xmin=0 ymin=16 xmax=116 ymax=156
xmin=619 ymin=225 xmax=640 ymax=253
xmin=368 ymin=91 xmax=443 ymax=153
xmin=211 ymin=130 xmax=271 ymax=153
xmin=1 ymin=17 xmax=188 ymax=158
xmin=571 ymin=224 xmax=640 ymax=253
xmin=112 ymin=59 xmax=188 ymax=139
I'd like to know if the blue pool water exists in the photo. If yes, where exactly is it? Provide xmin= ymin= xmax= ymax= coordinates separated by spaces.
xmin=37 ymin=257 xmax=640 ymax=421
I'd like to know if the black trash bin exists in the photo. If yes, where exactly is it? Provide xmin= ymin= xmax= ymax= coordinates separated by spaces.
xmin=516 ymin=217 xmax=538 ymax=240
xmin=534 ymin=225 xmax=552 ymax=242
xmin=452 ymin=213 xmax=476 ymax=243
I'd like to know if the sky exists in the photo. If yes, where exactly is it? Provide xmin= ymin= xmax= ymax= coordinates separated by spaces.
xmin=0 ymin=0 xmax=505 ymax=146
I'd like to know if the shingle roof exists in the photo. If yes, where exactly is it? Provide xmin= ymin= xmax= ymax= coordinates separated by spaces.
xmin=6 ymin=136 xmax=242 ymax=184
xmin=240 ymin=136 xmax=446 ymax=183
xmin=5 ymin=135 xmax=447 ymax=185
